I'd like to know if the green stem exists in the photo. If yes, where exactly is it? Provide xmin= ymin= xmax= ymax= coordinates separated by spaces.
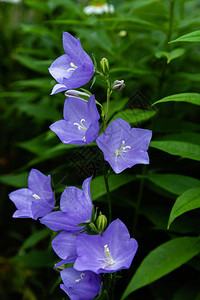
xmin=104 ymin=78 xmax=111 ymax=132
xmin=167 ymin=0 xmax=175 ymax=44
xmin=103 ymin=163 xmax=112 ymax=224
xmin=180 ymin=0 xmax=185 ymax=19
xmin=133 ymin=165 xmax=147 ymax=233
xmin=101 ymin=74 xmax=112 ymax=223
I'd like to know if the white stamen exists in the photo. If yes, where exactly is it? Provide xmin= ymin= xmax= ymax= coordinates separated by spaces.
xmin=74 ymin=119 xmax=87 ymax=131
xmin=32 ymin=193 xmax=40 ymax=200
xmin=100 ymin=244 xmax=115 ymax=269
xmin=75 ymin=273 xmax=85 ymax=282
xmin=114 ymin=140 xmax=131 ymax=161
xmin=67 ymin=62 xmax=78 ymax=72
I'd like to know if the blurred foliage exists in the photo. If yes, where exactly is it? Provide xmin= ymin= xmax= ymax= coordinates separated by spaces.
xmin=1 ymin=0 xmax=200 ymax=299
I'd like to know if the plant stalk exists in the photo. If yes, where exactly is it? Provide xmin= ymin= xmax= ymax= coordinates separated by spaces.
xmin=167 ymin=0 xmax=175 ymax=44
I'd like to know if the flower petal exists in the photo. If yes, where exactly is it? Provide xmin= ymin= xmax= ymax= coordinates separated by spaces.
xmin=40 ymin=211 xmax=83 ymax=232
xmin=50 ymin=120 xmax=86 ymax=145
xmin=60 ymin=268 xmax=101 ymax=300
xmin=52 ymin=231 xmax=77 ymax=262
xmin=50 ymin=84 xmax=68 ymax=95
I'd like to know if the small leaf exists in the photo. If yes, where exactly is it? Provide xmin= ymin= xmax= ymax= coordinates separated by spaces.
xmin=150 ymin=140 xmax=200 ymax=161
xmin=19 ymin=228 xmax=50 ymax=251
xmin=121 ymin=237 xmax=200 ymax=299
xmin=152 ymin=93 xmax=200 ymax=106
xmin=0 ymin=173 xmax=28 ymax=188
xmin=140 ymin=174 xmax=200 ymax=195
xmin=13 ymin=250 xmax=56 ymax=268
xmin=155 ymin=48 xmax=185 ymax=64
xmin=170 ymin=30 xmax=200 ymax=43
xmin=111 ymin=109 xmax=156 ymax=125
xmin=91 ymin=174 xmax=136 ymax=201
xmin=168 ymin=188 xmax=200 ymax=228
xmin=13 ymin=54 xmax=51 ymax=74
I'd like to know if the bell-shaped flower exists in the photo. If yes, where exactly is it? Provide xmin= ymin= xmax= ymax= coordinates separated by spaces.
xmin=49 ymin=32 xmax=94 ymax=95
xmin=74 ymin=219 xmax=138 ymax=274
xmin=96 ymin=118 xmax=152 ymax=174
xmin=50 ymin=95 xmax=100 ymax=145
xmin=52 ymin=231 xmax=78 ymax=267
xmin=40 ymin=177 xmax=93 ymax=233
xmin=9 ymin=169 xmax=55 ymax=220
xmin=60 ymin=268 xmax=101 ymax=300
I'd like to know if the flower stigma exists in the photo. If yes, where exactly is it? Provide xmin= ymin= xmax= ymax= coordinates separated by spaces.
xmin=100 ymin=244 xmax=115 ymax=269
xmin=74 ymin=119 xmax=87 ymax=131
xmin=67 ymin=62 xmax=78 ymax=73
xmin=114 ymin=140 xmax=131 ymax=161
xmin=32 ymin=193 xmax=41 ymax=200
xmin=75 ymin=273 xmax=85 ymax=282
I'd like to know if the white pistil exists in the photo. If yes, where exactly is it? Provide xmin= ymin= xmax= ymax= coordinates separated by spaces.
xmin=67 ymin=62 xmax=78 ymax=73
xmin=32 ymin=193 xmax=40 ymax=200
xmin=100 ymin=244 xmax=115 ymax=269
xmin=74 ymin=119 xmax=87 ymax=131
xmin=114 ymin=140 xmax=131 ymax=161
xmin=75 ymin=273 xmax=85 ymax=283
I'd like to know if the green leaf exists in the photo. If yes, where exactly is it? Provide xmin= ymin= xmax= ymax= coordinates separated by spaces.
xmin=19 ymin=228 xmax=50 ymax=252
xmin=0 ymin=173 xmax=28 ymax=188
xmin=152 ymin=93 xmax=200 ymax=106
xmin=91 ymin=174 xmax=136 ymax=201
xmin=13 ymin=250 xmax=56 ymax=268
xmin=155 ymin=48 xmax=185 ymax=64
xmin=13 ymin=54 xmax=51 ymax=74
xmin=168 ymin=188 xmax=200 ymax=228
xmin=140 ymin=174 xmax=200 ymax=195
xmin=111 ymin=109 xmax=156 ymax=125
xmin=150 ymin=140 xmax=200 ymax=161
xmin=17 ymin=103 xmax=61 ymax=121
xmin=110 ymin=67 xmax=150 ymax=76
xmin=170 ymin=30 xmax=200 ymax=43
xmin=102 ymin=98 xmax=129 ymax=119
xmin=121 ymin=237 xmax=200 ymax=299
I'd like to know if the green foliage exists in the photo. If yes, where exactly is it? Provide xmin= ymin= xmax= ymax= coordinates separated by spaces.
xmin=170 ymin=30 xmax=200 ymax=43
xmin=121 ymin=237 xmax=200 ymax=299
xmin=168 ymin=188 xmax=200 ymax=228
xmin=153 ymin=93 xmax=200 ymax=106
xmin=155 ymin=48 xmax=185 ymax=64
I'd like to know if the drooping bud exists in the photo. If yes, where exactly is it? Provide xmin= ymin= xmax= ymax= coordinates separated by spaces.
xmin=65 ymin=89 xmax=90 ymax=99
xmin=100 ymin=58 xmax=109 ymax=75
xmin=96 ymin=213 xmax=107 ymax=233
xmin=112 ymin=80 xmax=125 ymax=92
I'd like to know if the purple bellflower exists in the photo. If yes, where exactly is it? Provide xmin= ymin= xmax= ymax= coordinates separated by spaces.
xmin=96 ymin=118 xmax=152 ymax=174
xmin=52 ymin=231 xmax=77 ymax=267
xmin=60 ymin=267 xmax=101 ymax=300
xmin=9 ymin=169 xmax=55 ymax=220
xmin=74 ymin=219 xmax=138 ymax=274
xmin=49 ymin=32 xmax=94 ymax=95
xmin=40 ymin=177 xmax=93 ymax=232
xmin=50 ymin=95 xmax=100 ymax=145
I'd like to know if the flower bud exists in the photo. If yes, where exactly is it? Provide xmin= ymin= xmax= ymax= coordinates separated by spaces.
xmin=96 ymin=214 xmax=107 ymax=233
xmin=112 ymin=80 xmax=125 ymax=92
xmin=65 ymin=89 xmax=90 ymax=99
xmin=119 ymin=30 xmax=127 ymax=38
xmin=100 ymin=58 xmax=109 ymax=75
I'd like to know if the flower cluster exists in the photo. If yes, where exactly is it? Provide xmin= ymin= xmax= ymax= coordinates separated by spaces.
xmin=10 ymin=32 xmax=152 ymax=299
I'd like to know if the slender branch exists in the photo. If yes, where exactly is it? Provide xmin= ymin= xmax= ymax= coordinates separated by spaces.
xmin=103 ymin=163 xmax=112 ymax=224
xmin=132 ymin=165 xmax=147 ymax=233
xmin=180 ymin=0 xmax=185 ymax=19
xmin=103 ymin=78 xmax=111 ymax=132
xmin=167 ymin=0 xmax=175 ymax=44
